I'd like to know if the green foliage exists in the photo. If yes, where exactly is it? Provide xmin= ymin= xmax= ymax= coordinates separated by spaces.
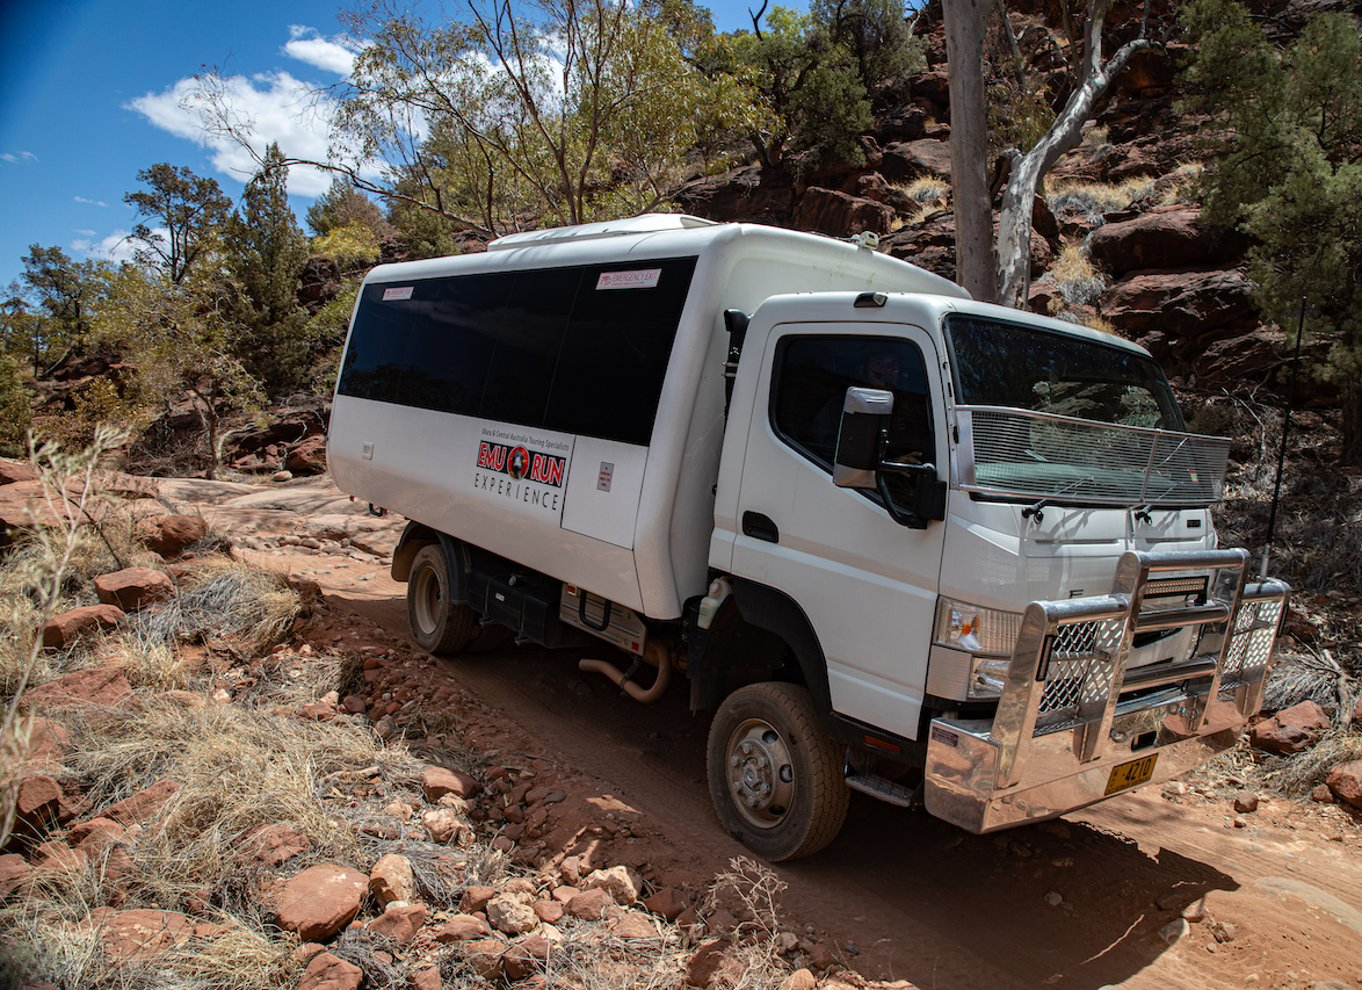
xmin=125 ymin=163 xmax=232 ymax=285
xmin=305 ymin=178 xmax=391 ymax=239
xmin=222 ymin=146 xmax=311 ymax=398
xmin=1182 ymin=0 xmax=1362 ymax=462
xmin=91 ymin=266 xmax=264 ymax=478
xmin=0 ymin=353 xmax=31 ymax=457
xmin=6 ymin=246 xmax=107 ymax=376
xmin=312 ymin=223 xmax=384 ymax=270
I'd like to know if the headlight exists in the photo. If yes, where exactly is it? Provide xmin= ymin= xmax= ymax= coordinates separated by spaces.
xmin=933 ymin=598 xmax=1022 ymax=657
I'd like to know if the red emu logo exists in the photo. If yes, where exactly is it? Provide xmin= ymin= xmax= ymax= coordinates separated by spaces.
xmin=508 ymin=446 xmax=530 ymax=480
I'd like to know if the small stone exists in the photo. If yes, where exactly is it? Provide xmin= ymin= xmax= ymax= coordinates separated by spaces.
xmin=366 ymin=902 xmax=427 ymax=944
xmin=1209 ymin=920 xmax=1237 ymax=943
xmin=422 ymin=765 xmax=480 ymax=802
xmin=1326 ymin=761 xmax=1362 ymax=810
xmin=435 ymin=914 xmax=492 ymax=943
xmin=1312 ymin=784 xmax=1336 ymax=803
xmin=1233 ymin=791 xmax=1259 ymax=814
xmin=1044 ymin=891 xmax=1064 ymax=907
xmin=298 ymin=951 xmax=362 ymax=990
xmin=273 ymin=470 xmax=293 ymax=482
xmin=1157 ymin=918 xmax=1190 ymax=945
xmin=487 ymin=893 xmax=537 ymax=935
xmin=1181 ymin=898 xmax=1208 ymax=923
xmin=369 ymin=854 xmax=416 ymax=905
xmin=583 ymin=864 xmax=643 ymax=905
xmin=460 ymin=887 xmax=496 ymax=914
xmin=93 ymin=567 xmax=175 ymax=612
xmin=274 ymin=864 xmax=367 ymax=941
xmin=40 ymin=604 xmax=126 ymax=648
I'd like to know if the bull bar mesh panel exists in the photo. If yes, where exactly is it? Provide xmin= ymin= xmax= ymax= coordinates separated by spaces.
xmin=959 ymin=407 xmax=1231 ymax=505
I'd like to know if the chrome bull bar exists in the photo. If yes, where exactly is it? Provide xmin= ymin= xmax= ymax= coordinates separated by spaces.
xmin=924 ymin=549 xmax=1289 ymax=833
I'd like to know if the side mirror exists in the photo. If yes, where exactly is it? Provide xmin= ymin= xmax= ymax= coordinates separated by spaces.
xmin=833 ymin=385 xmax=946 ymax=529
xmin=833 ymin=387 xmax=892 ymax=489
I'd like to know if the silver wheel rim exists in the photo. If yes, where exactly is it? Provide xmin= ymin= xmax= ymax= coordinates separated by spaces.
xmin=411 ymin=564 xmax=443 ymax=636
xmin=724 ymin=716 xmax=796 ymax=830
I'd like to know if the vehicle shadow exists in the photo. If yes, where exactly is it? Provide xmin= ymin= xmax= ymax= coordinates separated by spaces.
xmin=784 ymin=791 xmax=1237 ymax=989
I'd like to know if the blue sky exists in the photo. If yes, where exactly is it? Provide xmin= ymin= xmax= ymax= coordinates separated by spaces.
xmin=0 ymin=0 xmax=787 ymax=293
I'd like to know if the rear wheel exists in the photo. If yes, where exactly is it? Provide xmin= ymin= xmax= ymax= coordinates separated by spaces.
xmin=706 ymin=681 xmax=849 ymax=861
xmin=407 ymin=544 xmax=475 ymax=654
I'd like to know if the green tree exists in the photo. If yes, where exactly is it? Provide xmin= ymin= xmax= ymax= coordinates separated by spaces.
xmin=0 ymin=353 xmax=32 ymax=457
xmin=10 ymin=246 xmax=105 ymax=375
xmin=92 ymin=266 xmax=263 ymax=478
xmin=223 ymin=145 xmax=311 ymax=397
xmin=306 ymin=178 xmax=393 ymax=239
xmin=1182 ymin=0 xmax=1362 ymax=464
xmin=125 ymin=163 xmax=232 ymax=284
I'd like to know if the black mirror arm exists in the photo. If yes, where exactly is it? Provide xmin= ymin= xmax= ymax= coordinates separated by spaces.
xmin=872 ymin=427 xmax=939 ymax=529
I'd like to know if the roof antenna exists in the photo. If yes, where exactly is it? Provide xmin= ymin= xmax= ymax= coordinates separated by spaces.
xmin=1260 ymin=297 xmax=1306 ymax=578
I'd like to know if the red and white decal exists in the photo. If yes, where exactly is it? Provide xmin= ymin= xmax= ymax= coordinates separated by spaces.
xmin=596 ymin=269 xmax=661 ymax=290
xmin=382 ymin=285 xmax=414 ymax=301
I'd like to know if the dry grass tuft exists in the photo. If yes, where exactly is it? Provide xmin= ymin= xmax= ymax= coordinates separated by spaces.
xmin=1045 ymin=242 xmax=1108 ymax=309
xmin=1263 ymin=730 xmax=1362 ymax=797
xmin=896 ymin=175 xmax=949 ymax=207
xmin=1046 ymin=177 xmax=1156 ymax=222
xmin=135 ymin=557 xmax=303 ymax=656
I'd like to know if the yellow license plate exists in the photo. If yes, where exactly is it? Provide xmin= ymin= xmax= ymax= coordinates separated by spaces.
xmin=1104 ymin=753 xmax=1159 ymax=795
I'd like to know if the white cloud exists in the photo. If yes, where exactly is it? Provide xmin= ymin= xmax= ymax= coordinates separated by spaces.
xmin=128 ymin=71 xmax=347 ymax=197
xmin=73 ymin=229 xmax=97 ymax=237
xmin=283 ymin=26 xmax=365 ymax=76
xmin=74 ymin=196 xmax=108 ymax=207
xmin=73 ymin=230 xmax=143 ymax=266
xmin=2 ymin=151 xmax=38 ymax=164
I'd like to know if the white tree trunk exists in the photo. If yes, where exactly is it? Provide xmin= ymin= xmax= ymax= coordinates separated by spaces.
xmin=995 ymin=0 xmax=1152 ymax=308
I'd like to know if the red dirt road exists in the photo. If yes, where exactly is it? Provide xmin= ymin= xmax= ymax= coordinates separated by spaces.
xmin=303 ymin=556 xmax=1362 ymax=990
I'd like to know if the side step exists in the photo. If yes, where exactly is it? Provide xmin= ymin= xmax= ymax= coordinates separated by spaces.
xmin=845 ymin=771 xmax=921 ymax=808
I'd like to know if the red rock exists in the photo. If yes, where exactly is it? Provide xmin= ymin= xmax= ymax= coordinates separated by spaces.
xmin=609 ymin=910 xmax=658 ymax=940
xmin=94 ymin=909 xmax=210 ymax=963
xmin=139 ymin=514 xmax=209 ymax=558
xmin=881 ymin=138 xmax=952 ymax=180
xmin=14 ymin=715 xmax=69 ymax=771
xmin=644 ymin=887 xmax=687 ymax=921
xmin=1099 ymin=269 xmax=1254 ymax=338
xmin=275 ymin=864 xmax=368 ymax=941
xmin=341 ymin=695 xmax=368 ymax=714
xmin=369 ymin=853 xmax=415 ymax=905
xmin=685 ymin=939 xmax=732 ymax=988
xmin=298 ymin=950 xmax=363 ymax=990
xmin=94 ymin=567 xmax=175 ymax=612
xmin=14 ymin=774 xmax=64 ymax=836
xmin=584 ymin=865 xmax=643 ymax=905
xmin=457 ymin=939 xmax=506 ymax=981
xmin=566 ymin=888 xmax=615 ymax=920
xmin=422 ymin=808 xmax=466 ymax=844
xmin=0 ymin=458 xmax=37 ymax=485
xmin=21 ymin=667 xmax=134 ymax=712
xmin=239 ymin=823 xmax=311 ymax=866
xmin=434 ymin=914 xmax=493 ymax=942
xmin=41 ymin=604 xmax=126 ymax=648
xmin=410 ymin=966 xmax=443 ymax=990
xmin=459 ymin=886 xmax=496 ymax=914
xmin=1352 ymin=694 xmax=1362 ymax=726
xmin=501 ymin=933 xmax=551 ymax=980
xmin=69 ymin=817 xmax=128 ymax=854
xmin=421 ymin=765 xmax=480 ymax=802
xmin=1250 ymin=700 xmax=1331 ymax=755
xmin=793 ymin=187 xmax=896 ymax=237
xmin=366 ymin=902 xmax=427 ymax=943
xmin=0 ymin=853 xmax=33 ymax=900
xmin=1232 ymin=792 xmax=1259 ymax=814
xmin=1326 ymin=761 xmax=1362 ymax=810
xmin=532 ymin=899 xmax=564 ymax=924
xmin=30 ymin=840 xmax=87 ymax=872
xmin=487 ymin=893 xmax=537 ymax=935
xmin=104 ymin=779 xmax=182 ymax=826
xmin=287 ymin=436 xmax=329 ymax=475
xmin=1088 ymin=205 xmax=1245 ymax=278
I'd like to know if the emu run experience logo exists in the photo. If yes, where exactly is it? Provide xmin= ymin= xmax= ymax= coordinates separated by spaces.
xmin=474 ymin=440 xmax=567 ymax=512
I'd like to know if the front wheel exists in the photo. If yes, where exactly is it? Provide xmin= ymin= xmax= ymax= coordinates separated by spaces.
xmin=706 ymin=682 xmax=849 ymax=862
xmin=407 ymin=544 xmax=475 ymax=654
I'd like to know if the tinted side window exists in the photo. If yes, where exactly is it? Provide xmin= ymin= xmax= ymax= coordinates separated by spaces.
xmin=773 ymin=336 xmax=934 ymax=470
xmin=547 ymin=258 xmax=697 ymax=445
xmin=337 ymin=258 xmax=696 ymax=445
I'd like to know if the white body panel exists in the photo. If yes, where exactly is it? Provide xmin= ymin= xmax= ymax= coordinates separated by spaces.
xmin=329 ymin=216 xmax=966 ymax=618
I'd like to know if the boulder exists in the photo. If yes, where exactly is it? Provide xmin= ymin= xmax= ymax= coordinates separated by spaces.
xmin=41 ymin=604 xmax=126 ymax=649
xmin=369 ymin=853 xmax=416 ymax=905
xmin=93 ymin=908 xmax=224 ymax=963
xmin=104 ymin=779 xmax=183 ymax=826
xmin=366 ymin=902 xmax=427 ymax=943
xmin=422 ymin=765 xmax=480 ymax=802
xmin=275 ymin=864 xmax=368 ymax=941
xmin=286 ymin=436 xmax=329 ymax=476
xmin=792 ymin=187 xmax=895 ymax=237
xmin=0 ymin=853 xmax=32 ymax=900
xmin=1249 ymin=700 xmax=1331 ymax=755
xmin=138 ymin=514 xmax=208 ymax=558
xmin=880 ymin=138 xmax=952 ymax=181
xmin=1087 ymin=205 xmax=1245 ymax=278
xmin=298 ymin=951 xmax=363 ymax=990
xmin=1326 ymin=761 xmax=1362 ymax=810
xmin=1099 ymin=269 xmax=1255 ymax=338
xmin=12 ymin=774 xmax=65 ymax=839
xmin=94 ymin=567 xmax=175 ymax=612
xmin=22 ymin=667 xmax=135 ymax=714
xmin=435 ymin=914 xmax=493 ymax=943
xmin=675 ymin=165 xmax=795 ymax=226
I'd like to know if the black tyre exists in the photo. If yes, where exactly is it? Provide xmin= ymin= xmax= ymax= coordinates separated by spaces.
xmin=407 ymin=544 xmax=475 ymax=654
xmin=706 ymin=681 xmax=850 ymax=862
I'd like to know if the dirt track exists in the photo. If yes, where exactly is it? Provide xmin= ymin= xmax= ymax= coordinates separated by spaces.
xmin=195 ymin=477 xmax=1362 ymax=990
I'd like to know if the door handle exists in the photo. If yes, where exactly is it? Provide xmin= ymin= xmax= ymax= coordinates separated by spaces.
xmin=742 ymin=511 xmax=779 ymax=543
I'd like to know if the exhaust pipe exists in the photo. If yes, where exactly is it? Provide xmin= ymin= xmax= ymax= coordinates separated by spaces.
xmin=579 ymin=641 xmax=671 ymax=703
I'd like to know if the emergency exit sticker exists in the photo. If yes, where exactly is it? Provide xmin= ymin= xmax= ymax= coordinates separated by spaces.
xmin=382 ymin=286 xmax=414 ymax=301
xmin=596 ymin=269 xmax=661 ymax=290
